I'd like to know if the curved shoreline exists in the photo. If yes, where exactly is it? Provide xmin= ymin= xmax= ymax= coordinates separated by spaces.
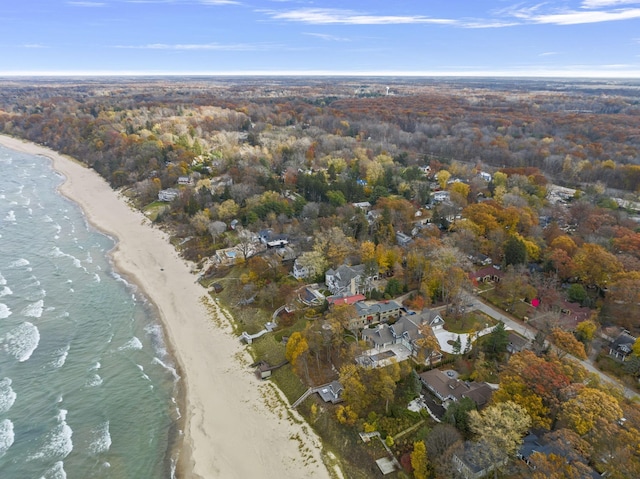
xmin=0 ymin=134 xmax=334 ymax=479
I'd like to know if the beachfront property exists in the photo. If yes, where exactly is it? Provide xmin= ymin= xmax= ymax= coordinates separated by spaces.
xmin=418 ymin=369 xmax=493 ymax=410
xmin=325 ymin=263 xmax=378 ymax=296
xmin=158 ymin=188 xmax=179 ymax=202
xmin=359 ymin=311 xmax=444 ymax=367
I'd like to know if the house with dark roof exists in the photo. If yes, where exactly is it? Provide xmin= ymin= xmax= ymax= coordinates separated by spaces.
xmin=453 ymin=441 xmax=507 ymax=479
xmin=351 ymin=300 xmax=402 ymax=329
xmin=517 ymin=433 xmax=602 ymax=478
xmin=470 ymin=265 xmax=504 ymax=284
xmin=507 ymin=331 xmax=531 ymax=354
xmin=317 ymin=381 xmax=344 ymax=404
xmin=325 ymin=264 xmax=377 ymax=296
xmin=418 ymin=369 xmax=493 ymax=409
xmin=609 ymin=330 xmax=637 ymax=361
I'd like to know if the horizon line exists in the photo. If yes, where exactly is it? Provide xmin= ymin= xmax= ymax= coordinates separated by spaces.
xmin=1 ymin=70 xmax=640 ymax=79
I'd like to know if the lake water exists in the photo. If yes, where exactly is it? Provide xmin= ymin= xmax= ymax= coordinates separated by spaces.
xmin=0 ymin=145 xmax=181 ymax=478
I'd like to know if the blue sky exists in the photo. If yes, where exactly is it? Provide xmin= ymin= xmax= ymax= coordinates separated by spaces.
xmin=2 ymin=0 xmax=640 ymax=76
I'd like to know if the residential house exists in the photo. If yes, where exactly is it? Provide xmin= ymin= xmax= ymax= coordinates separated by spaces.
xmin=352 ymin=201 xmax=372 ymax=212
xmin=177 ymin=176 xmax=192 ymax=185
xmin=292 ymin=258 xmax=312 ymax=280
xmin=395 ymin=231 xmax=413 ymax=247
xmin=470 ymin=265 xmax=504 ymax=284
xmin=518 ymin=433 xmax=602 ymax=477
xmin=433 ymin=191 xmax=450 ymax=203
xmin=317 ymin=381 xmax=344 ymax=404
xmin=506 ymin=331 xmax=531 ymax=355
xmin=453 ymin=441 xmax=507 ymax=479
xmin=325 ymin=264 xmax=377 ymax=296
xmin=158 ymin=188 xmax=179 ymax=202
xmin=327 ymin=293 xmax=366 ymax=306
xmin=418 ymin=369 xmax=493 ymax=409
xmin=468 ymin=253 xmax=492 ymax=266
xmin=609 ymin=330 xmax=637 ymax=361
xmin=351 ymin=300 xmax=402 ymax=329
xmin=361 ymin=312 xmax=444 ymax=365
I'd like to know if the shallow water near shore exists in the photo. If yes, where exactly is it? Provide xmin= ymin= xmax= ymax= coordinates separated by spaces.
xmin=0 ymin=146 xmax=180 ymax=478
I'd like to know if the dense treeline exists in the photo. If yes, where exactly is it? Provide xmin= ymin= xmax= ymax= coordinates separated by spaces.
xmin=3 ymin=78 xmax=640 ymax=478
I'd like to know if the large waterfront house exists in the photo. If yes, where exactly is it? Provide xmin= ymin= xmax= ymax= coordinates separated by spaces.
xmin=325 ymin=264 xmax=377 ymax=296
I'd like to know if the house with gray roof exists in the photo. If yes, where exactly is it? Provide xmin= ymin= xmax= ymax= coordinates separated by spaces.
xmin=418 ymin=369 xmax=493 ymax=409
xmin=609 ymin=330 xmax=636 ymax=361
xmin=325 ymin=263 xmax=377 ymax=296
xmin=351 ymin=300 xmax=402 ymax=329
xmin=361 ymin=312 xmax=443 ymax=365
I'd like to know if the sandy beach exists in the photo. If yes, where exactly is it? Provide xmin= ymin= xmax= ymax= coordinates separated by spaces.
xmin=0 ymin=135 xmax=336 ymax=479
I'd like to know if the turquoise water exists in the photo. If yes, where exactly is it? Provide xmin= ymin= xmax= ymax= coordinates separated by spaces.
xmin=0 ymin=146 xmax=181 ymax=478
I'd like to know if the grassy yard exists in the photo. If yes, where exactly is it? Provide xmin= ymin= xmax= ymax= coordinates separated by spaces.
xmin=444 ymin=311 xmax=496 ymax=333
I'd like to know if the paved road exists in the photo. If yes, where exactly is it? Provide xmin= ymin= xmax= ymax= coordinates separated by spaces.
xmin=462 ymin=291 xmax=640 ymax=401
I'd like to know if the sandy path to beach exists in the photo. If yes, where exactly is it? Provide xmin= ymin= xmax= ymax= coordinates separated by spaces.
xmin=0 ymin=135 xmax=335 ymax=479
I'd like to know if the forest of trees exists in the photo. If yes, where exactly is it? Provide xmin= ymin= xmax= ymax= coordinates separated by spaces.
xmin=2 ymin=77 xmax=640 ymax=478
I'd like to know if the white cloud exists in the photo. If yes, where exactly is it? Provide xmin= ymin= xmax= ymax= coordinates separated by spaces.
xmin=581 ymin=0 xmax=640 ymax=8
xmin=199 ymin=0 xmax=241 ymax=5
xmin=527 ymin=8 xmax=640 ymax=24
xmin=264 ymin=8 xmax=456 ymax=25
xmin=539 ymin=51 xmax=560 ymax=56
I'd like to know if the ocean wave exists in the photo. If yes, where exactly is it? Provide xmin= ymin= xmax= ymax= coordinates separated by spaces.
xmin=0 ymin=419 xmax=14 ymax=458
xmin=8 ymin=258 xmax=29 ymax=268
xmin=93 ymin=273 xmax=100 ymax=283
xmin=2 ymin=321 xmax=40 ymax=362
xmin=30 ymin=409 xmax=73 ymax=460
xmin=88 ymin=422 xmax=111 ymax=455
xmin=86 ymin=374 xmax=103 ymax=387
xmin=144 ymin=323 xmax=168 ymax=359
xmin=0 ymin=272 xmax=5 ymax=285
xmin=0 ymin=378 xmax=17 ymax=414
xmin=118 ymin=337 xmax=143 ymax=351
xmin=39 ymin=461 xmax=67 ymax=479
xmin=152 ymin=357 xmax=180 ymax=382
xmin=22 ymin=299 xmax=44 ymax=318
xmin=4 ymin=211 xmax=16 ymax=222
xmin=0 ymin=303 xmax=11 ymax=319
xmin=43 ymin=214 xmax=53 ymax=223
xmin=50 ymin=345 xmax=70 ymax=369
xmin=0 ymin=286 xmax=13 ymax=297
xmin=49 ymin=247 xmax=83 ymax=270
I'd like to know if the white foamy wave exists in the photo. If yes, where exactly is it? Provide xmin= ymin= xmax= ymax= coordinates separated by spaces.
xmin=85 ymin=253 xmax=93 ymax=264
xmin=39 ymin=461 xmax=67 ymax=479
xmin=118 ymin=337 xmax=143 ymax=351
xmin=49 ymin=247 xmax=85 ymax=270
xmin=50 ymin=345 xmax=70 ymax=369
xmin=86 ymin=374 xmax=103 ymax=387
xmin=144 ymin=323 xmax=168 ymax=358
xmin=31 ymin=409 xmax=73 ymax=460
xmin=8 ymin=258 xmax=29 ymax=268
xmin=2 ymin=322 xmax=40 ymax=362
xmin=4 ymin=211 xmax=16 ymax=222
xmin=0 ymin=419 xmax=14 ymax=457
xmin=0 ymin=378 xmax=17 ymax=414
xmin=0 ymin=273 xmax=5 ymax=285
xmin=0 ymin=286 xmax=12 ymax=297
xmin=43 ymin=214 xmax=53 ymax=223
xmin=88 ymin=422 xmax=111 ymax=455
xmin=0 ymin=303 xmax=11 ymax=319
xmin=22 ymin=299 xmax=44 ymax=318
xmin=90 ymin=361 xmax=101 ymax=371
xmin=93 ymin=273 xmax=101 ymax=283
xmin=152 ymin=357 xmax=180 ymax=381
